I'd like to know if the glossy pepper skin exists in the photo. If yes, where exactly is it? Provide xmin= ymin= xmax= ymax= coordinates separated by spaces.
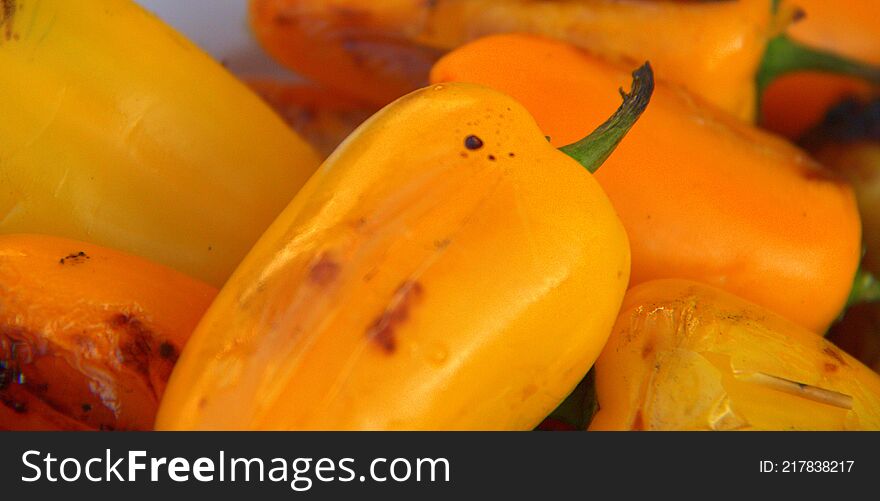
xmin=250 ymin=0 xmax=780 ymax=121
xmin=802 ymin=98 xmax=880 ymax=275
xmin=155 ymin=77 xmax=645 ymax=430
xmin=761 ymin=0 xmax=880 ymax=139
xmin=432 ymin=34 xmax=861 ymax=334
xmin=589 ymin=280 xmax=880 ymax=431
xmin=0 ymin=234 xmax=217 ymax=431
xmin=0 ymin=0 xmax=321 ymax=286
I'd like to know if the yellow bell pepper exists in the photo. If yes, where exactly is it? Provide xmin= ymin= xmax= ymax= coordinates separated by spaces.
xmin=0 ymin=0 xmax=321 ymax=286
xmin=590 ymin=280 xmax=880 ymax=431
xmin=155 ymin=66 xmax=655 ymax=430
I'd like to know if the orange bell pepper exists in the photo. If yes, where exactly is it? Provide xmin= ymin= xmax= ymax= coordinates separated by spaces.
xmin=760 ymin=0 xmax=880 ymax=138
xmin=250 ymin=0 xmax=786 ymax=122
xmin=0 ymin=234 xmax=216 ymax=430
xmin=431 ymin=34 xmax=861 ymax=334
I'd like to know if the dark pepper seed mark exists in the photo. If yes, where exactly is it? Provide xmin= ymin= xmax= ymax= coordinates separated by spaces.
xmin=309 ymin=253 xmax=340 ymax=286
xmin=464 ymin=135 xmax=483 ymax=150
xmin=366 ymin=281 xmax=425 ymax=353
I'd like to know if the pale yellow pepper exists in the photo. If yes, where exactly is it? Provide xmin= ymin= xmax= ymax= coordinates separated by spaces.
xmin=590 ymin=280 xmax=880 ymax=431
xmin=0 ymin=0 xmax=321 ymax=286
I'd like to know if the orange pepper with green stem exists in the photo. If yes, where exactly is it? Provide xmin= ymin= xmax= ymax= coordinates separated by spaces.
xmin=155 ymin=66 xmax=652 ymax=431
xmin=759 ymin=0 xmax=880 ymax=139
xmin=0 ymin=234 xmax=216 ymax=430
xmin=431 ymin=33 xmax=861 ymax=334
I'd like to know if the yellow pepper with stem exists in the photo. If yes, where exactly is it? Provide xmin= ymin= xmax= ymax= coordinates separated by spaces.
xmin=589 ymin=280 xmax=880 ymax=431
xmin=0 ymin=0 xmax=321 ymax=286
xmin=155 ymin=66 xmax=654 ymax=431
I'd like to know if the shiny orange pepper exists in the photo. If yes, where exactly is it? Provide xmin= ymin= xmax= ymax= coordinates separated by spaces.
xmin=431 ymin=34 xmax=861 ymax=334
xmin=0 ymin=234 xmax=216 ymax=430
xmin=760 ymin=0 xmax=880 ymax=138
xmin=250 ymin=0 xmax=784 ymax=122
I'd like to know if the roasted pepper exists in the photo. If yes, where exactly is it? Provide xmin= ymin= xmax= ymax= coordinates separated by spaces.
xmin=248 ymin=80 xmax=378 ymax=156
xmin=431 ymin=33 xmax=861 ymax=334
xmin=0 ymin=234 xmax=217 ymax=430
xmin=760 ymin=0 xmax=880 ymax=139
xmin=250 ymin=0 xmax=787 ymax=122
xmin=0 ymin=0 xmax=321 ymax=286
xmin=589 ymin=280 xmax=880 ymax=431
xmin=155 ymin=66 xmax=654 ymax=430
xmin=802 ymin=98 xmax=880 ymax=274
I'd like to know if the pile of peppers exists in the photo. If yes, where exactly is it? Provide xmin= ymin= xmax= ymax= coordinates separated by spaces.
xmin=3 ymin=0 xmax=880 ymax=431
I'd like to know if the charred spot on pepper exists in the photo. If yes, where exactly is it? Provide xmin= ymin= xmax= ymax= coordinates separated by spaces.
xmin=631 ymin=409 xmax=645 ymax=431
xmin=81 ymin=403 xmax=92 ymax=413
xmin=1 ymin=0 xmax=16 ymax=42
xmin=464 ymin=135 xmax=483 ymax=150
xmin=823 ymin=346 xmax=847 ymax=366
xmin=0 ymin=394 xmax=26 ymax=414
xmin=158 ymin=342 xmax=178 ymax=362
xmin=641 ymin=340 xmax=655 ymax=359
xmin=309 ymin=253 xmax=340 ymax=286
xmin=59 ymin=251 xmax=90 ymax=265
xmin=366 ymin=281 xmax=425 ymax=354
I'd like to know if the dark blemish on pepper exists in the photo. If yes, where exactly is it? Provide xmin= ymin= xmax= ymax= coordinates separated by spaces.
xmin=460 ymin=152 xmax=468 ymax=158
xmin=1 ymin=394 xmax=27 ymax=414
xmin=641 ymin=340 xmax=654 ymax=359
xmin=198 ymin=397 xmax=208 ymax=409
xmin=488 ymin=154 xmax=496 ymax=161
xmin=631 ymin=409 xmax=644 ymax=431
xmin=158 ymin=342 xmax=177 ymax=362
xmin=59 ymin=251 xmax=90 ymax=265
xmin=508 ymin=152 xmax=515 ymax=158
xmin=823 ymin=346 xmax=847 ymax=366
xmin=545 ymin=135 xmax=552 ymax=142
xmin=82 ymin=403 xmax=92 ymax=413
xmin=791 ymin=7 xmax=806 ymax=22
xmin=434 ymin=238 xmax=451 ymax=250
xmin=273 ymin=13 xmax=294 ymax=26
xmin=464 ymin=135 xmax=483 ymax=150
xmin=1 ymin=0 xmax=16 ymax=41
xmin=207 ymin=245 xmax=213 ymax=251
xmin=824 ymin=363 xmax=838 ymax=373
xmin=366 ymin=281 xmax=425 ymax=353
xmin=309 ymin=253 xmax=340 ymax=286
xmin=110 ymin=314 xmax=160 ymax=381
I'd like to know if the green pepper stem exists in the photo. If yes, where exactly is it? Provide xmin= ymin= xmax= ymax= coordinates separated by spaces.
xmin=757 ymin=35 xmax=880 ymax=112
xmin=559 ymin=62 xmax=654 ymax=173
xmin=846 ymin=266 xmax=880 ymax=308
